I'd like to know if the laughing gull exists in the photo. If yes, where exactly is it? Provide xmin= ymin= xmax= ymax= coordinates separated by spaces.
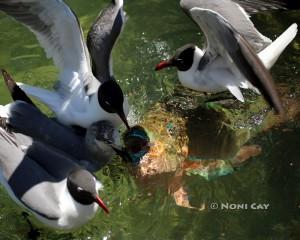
xmin=2 ymin=69 xmax=119 ymax=172
xmin=0 ymin=110 xmax=109 ymax=229
xmin=155 ymin=0 xmax=298 ymax=114
xmin=0 ymin=0 xmax=130 ymax=129
xmin=2 ymin=69 xmax=147 ymax=168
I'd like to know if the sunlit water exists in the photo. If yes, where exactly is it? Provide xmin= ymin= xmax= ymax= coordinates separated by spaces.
xmin=0 ymin=0 xmax=299 ymax=239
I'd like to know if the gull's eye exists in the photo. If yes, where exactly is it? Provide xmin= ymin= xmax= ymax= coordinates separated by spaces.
xmin=77 ymin=187 xmax=84 ymax=192
xmin=175 ymin=59 xmax=184 ymax=66
xmin=105 ymin=99 xmax=117 ymax=111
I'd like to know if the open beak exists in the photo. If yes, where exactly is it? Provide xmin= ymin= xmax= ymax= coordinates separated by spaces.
xmin=155 ymin=60 xmax=174 ymax=71
xmin=117 ymin=109 xmax=130 ymax=130
xmin=94 ymin=195 xmax=109 ymax=214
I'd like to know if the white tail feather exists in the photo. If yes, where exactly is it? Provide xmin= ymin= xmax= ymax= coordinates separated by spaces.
xmin=227 ymin=85 xmax=245 ymax=102
xmin=239 ymin=81 xmax=260 ymax=94
xmin=258 ymin=23 xmax=298 ymax=70
xmin=114 ymin=0 xmax=124 ymax=8
xmin=0 ymin=105 xmax=9 ymax=118
xmin=17 ymin=83 xmax=62 ymax=113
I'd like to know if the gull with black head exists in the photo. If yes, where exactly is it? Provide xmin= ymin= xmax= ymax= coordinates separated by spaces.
xmin=0 ymin=0 xmax=130 ymax=129
xmin=2 ymin=69 xmax=121 ymax=171
xmin=0 ymin=107 xmax=109 ymax=229
xmin=2 ymin=69 xmax=149 ymax=169
xmin=155 ymin=0 xmax=298 ymax=114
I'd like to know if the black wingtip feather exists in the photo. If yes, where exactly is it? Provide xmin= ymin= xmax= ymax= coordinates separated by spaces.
xmin=1 ymin=69 xmax=36 ymax=107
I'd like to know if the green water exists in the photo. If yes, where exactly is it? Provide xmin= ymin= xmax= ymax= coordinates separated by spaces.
xmin=0 ymin=0 xmax=300 ymax=239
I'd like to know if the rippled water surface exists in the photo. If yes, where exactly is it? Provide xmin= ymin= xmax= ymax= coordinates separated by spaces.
xmin=0 ymin=0 xmax=300 ymax=239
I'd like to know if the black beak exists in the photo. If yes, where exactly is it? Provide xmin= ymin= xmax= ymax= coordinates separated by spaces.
xmin=117 ymin=109 xmax=130 ymax=130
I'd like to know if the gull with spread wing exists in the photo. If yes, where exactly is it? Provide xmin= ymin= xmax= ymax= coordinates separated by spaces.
xmin=155 ymin=0 xmax=298 ymax=114
xmin=0 ymin=0 xmax=130 ymax=129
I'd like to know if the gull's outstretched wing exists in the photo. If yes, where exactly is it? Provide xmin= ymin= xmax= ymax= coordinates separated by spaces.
xmin=87 ymin=0 xmax=127 ymax=83
xmin=180 ymin=0 xmax=272 ymax=52
xmin=190 ymin=7 xmax=284 ymax=114
xmin=0 ymin=0 xmax=98 ymax=95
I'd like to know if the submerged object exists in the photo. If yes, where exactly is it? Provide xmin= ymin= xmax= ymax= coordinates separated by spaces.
xmin=130 ymin=100 xmax=266 ymax=209
xmin=122 ymin=125 xmax=151 ymax=165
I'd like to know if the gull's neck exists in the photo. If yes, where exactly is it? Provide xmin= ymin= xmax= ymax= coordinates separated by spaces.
xmin=177 ymin=46 xmax=204 ymax=90
xmin=84 ymin=122 xmax=117 ymax=171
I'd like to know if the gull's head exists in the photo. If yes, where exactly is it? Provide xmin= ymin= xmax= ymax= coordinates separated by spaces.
xmin=67 ymin=169 xmax=109 ymax=214
xmin=85 ymin=120 xmax=117 ymax=169
xmin=155 ymin=44 xmax=200 ymax=72
xmin=97 ymin=80 xmax=130 ymax=130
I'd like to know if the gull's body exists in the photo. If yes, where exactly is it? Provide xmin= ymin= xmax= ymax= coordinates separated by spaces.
xmin=2 ymin=69 xmax=119 ymax=172
xmin=0 ymin=103 xmax=109 ymax=229
xmin=0 ymin=0 xmax=129 ymax=129
xmin=156 ymin=0 xmax=298 ymax=114
xmin=5 ymin=100 xmax=118 ymax=172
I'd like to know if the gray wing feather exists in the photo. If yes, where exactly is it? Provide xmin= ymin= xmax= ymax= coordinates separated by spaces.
xmin=236 ymin=0 xmax=286 ymax=13
xmin=0 ymin=129 xmax=64 ymax=220
xmin=180 ymin=0 xmax=271 ymax=52
xmin=87 ymin=1 xmax=126 ymax=83
xmin=0 ymin=0 xmax=95 ymax=95
xmin=8 ymin=139 xmax=85 ymax=220
xmin=6 ymin=101 xmax=85 ymax=159
xmin=6 ymin=102 xmax=113 ymax=172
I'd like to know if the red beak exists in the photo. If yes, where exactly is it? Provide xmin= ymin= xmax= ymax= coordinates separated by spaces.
xmin=155 ymin=60 xmax=174 ymax=71
xmin=94 ymin=195 xmax=109 ymax=214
